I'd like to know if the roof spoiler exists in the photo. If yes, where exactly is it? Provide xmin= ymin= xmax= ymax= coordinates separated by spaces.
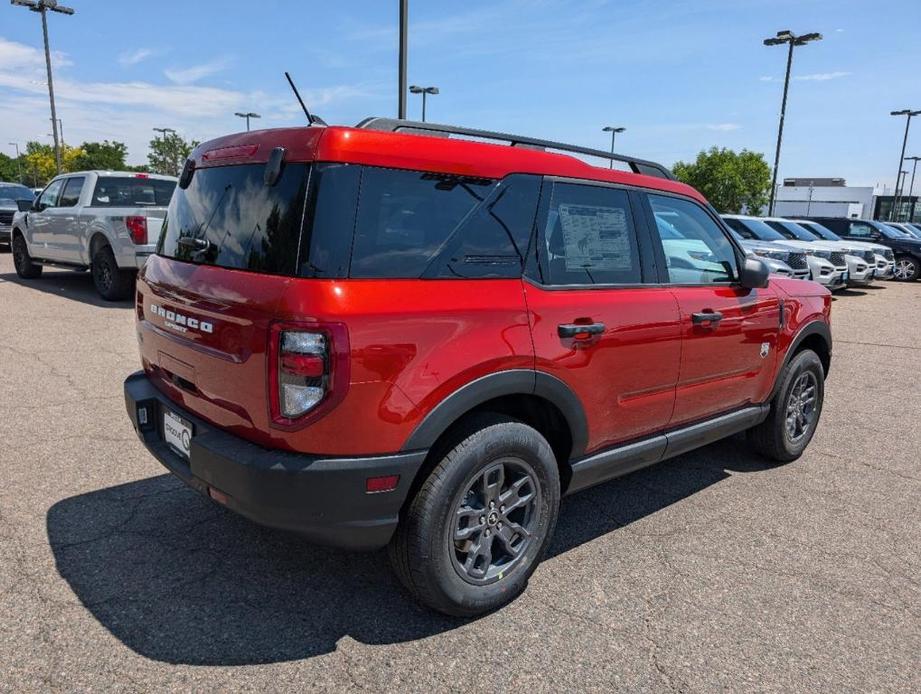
xmin=355 ymin=117 xmax=676 ymax=181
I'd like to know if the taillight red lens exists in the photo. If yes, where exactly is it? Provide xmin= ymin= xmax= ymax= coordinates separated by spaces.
xmin=268 ymin=322 xmax=350 ymax=429
xmin=126 ymin=216 xmax=147 ymax=244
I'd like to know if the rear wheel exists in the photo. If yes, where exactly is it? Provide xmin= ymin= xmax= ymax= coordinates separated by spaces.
xmin=12 ymin=234 xmax=42 ymax=279
xmin=893 ymin=256 xmax=920 ymax=281
xmin=389 ymin=414 xmax=560 ymax=617
xmin=91 ymin=245 xmax=134 ymax=300
xmin=750 ymin=349 xmax=825 ymax=462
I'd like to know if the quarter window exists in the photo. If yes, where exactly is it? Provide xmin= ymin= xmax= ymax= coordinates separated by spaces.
xmin=59 ymin=177 xmax=86 ymax=207
xmin=648 ymin=194 xmax=737 ymax=284
xmin=539 ymin=182 xmax=642 ymax=285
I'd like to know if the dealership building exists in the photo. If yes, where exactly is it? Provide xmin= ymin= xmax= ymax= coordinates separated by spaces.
xmin=772 ymin=177 xmax=918 ymax=222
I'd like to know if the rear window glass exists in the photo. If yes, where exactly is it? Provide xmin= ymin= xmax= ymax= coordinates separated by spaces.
xmin=158 ymin=163 xmax=308 ymax=276
xmin=91 ymin=177 xmax=175 ymax=207
xmin=350 ymin=168 xmax=495 ymax=278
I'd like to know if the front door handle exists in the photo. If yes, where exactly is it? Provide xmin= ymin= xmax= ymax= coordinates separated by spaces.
xmin=558 ymin=322 xmax=605 ymax=338
xmin=691 ymin=310 xmax=724 ymax=324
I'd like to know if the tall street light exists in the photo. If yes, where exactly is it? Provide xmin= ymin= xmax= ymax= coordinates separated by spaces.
xmin=763 ymin=29 xmax=822 ymax=216
xmin=8 ymin=142 xmax=23 ymax=183
xmin=11 ymin=0 xmax=75 ymax=174
xmin=889 ymin=109 xmax=921 ymax=220
xmin=234 ymin=112 xmax=261 ymax=131
xmin=152 ymin=127 xmax=176 ymax=138
xmin=905 ymin=156 xmax=921 ymax=223
xmin=602 ymin=126 xmax=625 ymax=169
xmin=409 ymin=85 xmax=438 ymax=122
xmin=398 ymin=0 xmax=408 ymax=119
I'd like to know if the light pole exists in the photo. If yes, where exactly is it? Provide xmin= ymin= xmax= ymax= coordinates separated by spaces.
xmin=11 ymin=0 xmax=75 ymax=174
xmin=602 ymin=126 xmax=625 ymax=169
xmin=763 ymin=29 xmax=822 ymax=216
xmin=8 ymin=142 xmax=23 ymax=183
xmin=51 ymin=118 xmax=63 ymax=147
xmin=888 ymin=109 xmax=921 ymax=220
xmin=152 ymin=127 xmax=176 ymax=138
xmin=234 ymin=112 xmax=261 ymax=131
xmin=905 ymin=156 xmax=921 ymax=223
xmin=398 ymin=0 xmax=408 ymax=119
xmin=409 ymin=85 xmax=439 ymax=122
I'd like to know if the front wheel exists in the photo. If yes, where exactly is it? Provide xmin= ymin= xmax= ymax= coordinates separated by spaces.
xmin=12 ymin=234 xmax=42 ymax=279
xmin=893 ymin=255 xmax=920 ymax=281
xmin=750 ymin=349 xmax=825 ymax=462
xmin=389 ymin=414 xmax=560 ymax=617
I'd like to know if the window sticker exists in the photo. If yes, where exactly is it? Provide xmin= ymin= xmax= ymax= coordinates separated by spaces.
xmin=557 ymin=203 xmax=631 ymax=271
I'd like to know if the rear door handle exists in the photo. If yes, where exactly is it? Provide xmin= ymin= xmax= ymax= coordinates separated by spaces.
xmin=558 ymin=322 xmax=605 ymax=338
xmin=691 ymin=311 xmax=723 ymax=324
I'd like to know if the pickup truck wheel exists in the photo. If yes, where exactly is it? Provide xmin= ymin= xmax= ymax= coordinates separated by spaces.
xmin=750 ymin=349 xmax=824 ymax=463
xmin=893 ymin=256 xmax=920 ymax=281
xmin=12 ymin=234 xmax=42 ymax=279
xmin=92 ymin=245 xmax=133 ymax=300
xmin=389 ymin=414 xmax=560 ymax=617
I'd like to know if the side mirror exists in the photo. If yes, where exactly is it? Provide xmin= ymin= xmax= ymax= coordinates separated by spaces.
xmin=16 ymin=199 xmax=32 ymax=212
xmin=739 ymin=257 xmax=770 ymax=289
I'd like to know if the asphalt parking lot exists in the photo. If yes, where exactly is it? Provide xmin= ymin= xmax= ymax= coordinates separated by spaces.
xmin=1 ymin=253 xmax=919 ymax=692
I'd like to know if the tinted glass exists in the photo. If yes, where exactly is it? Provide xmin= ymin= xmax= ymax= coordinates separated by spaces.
xmin=351 ymin=168 xmax=494 ymax=278
xmin=847 ymin=221 xmax=878 ymax=239
xmin=58 ymin=176 xmax=85 ymax=207
xmin=0 ymin=184 xmax=33 ymax=201
xmin=159 ymin=162 xmax=308 ymax=276
xmin=428 ymin=174 xmax=540 ymax=279
xmin=765 ymin=220 xmax=816 ymax=240
xmin=798 ymin=221 xmax=840 ymax=241
xmin=540 ymin=182 xmax=641 ymax=285
xmin=298 ymin=163 xmax=360 ymax=278
xmin=91 ymin=177 xmax=175 ymax=207
xmin=37 ymin=179 xmax=64 ymax=209
xmin=725 ymin=217 xmax=785 ymax=241
xmin=649 ymin=194 xmax=736 ymax=283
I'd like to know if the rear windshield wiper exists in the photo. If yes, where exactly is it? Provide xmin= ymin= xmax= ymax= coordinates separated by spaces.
xmin=177 ymin=235 xmax=214 ymax=253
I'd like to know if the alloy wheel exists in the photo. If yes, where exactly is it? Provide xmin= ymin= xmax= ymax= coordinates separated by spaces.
xmin=785 ymin=371 xmax=818 ymax=443
xmin=894 ymin=259 xmax=917 ymax=280
xmin=450 ymin=458 xmax=540 ymax=585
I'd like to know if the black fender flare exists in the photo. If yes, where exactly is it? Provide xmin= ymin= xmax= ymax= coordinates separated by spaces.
xmin=768 ymin=321 xmax=832 ymax=401
xmin=401 ymin=369 xmax=589 ymax=458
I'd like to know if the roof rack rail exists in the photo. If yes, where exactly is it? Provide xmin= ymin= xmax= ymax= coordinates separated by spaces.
xmin=355 ymin=117 xmax=676 ymax=181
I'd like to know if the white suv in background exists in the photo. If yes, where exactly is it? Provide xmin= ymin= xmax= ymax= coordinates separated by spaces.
xmin=793 ymin=219 xmax=895 ymax=280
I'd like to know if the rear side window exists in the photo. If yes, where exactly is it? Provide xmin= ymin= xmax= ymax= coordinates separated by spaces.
xmin=91 ymin=177 xmax=175 ymax=207
xmin=159 ymin=163 xmax=308 ymax=276
xmin=539 ymin=182 xmax=642 ymax=285
xmin=59 ymin=176 xmax=85 ymax=207
xmin=350 ymin=169 xmax=495 ymax=278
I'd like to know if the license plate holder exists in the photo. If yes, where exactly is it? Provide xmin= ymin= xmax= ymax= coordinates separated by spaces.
xmin=163 ymin=408 xmax=193 ymax=459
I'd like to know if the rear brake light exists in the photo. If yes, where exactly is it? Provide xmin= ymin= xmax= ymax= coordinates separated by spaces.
xmin=133 ymin=173 xmax=150 ymax=179
xmin=126 ymin=216 xmax=147 ymax=244
xmin=268 ymin=322 xmax=350 ymax=428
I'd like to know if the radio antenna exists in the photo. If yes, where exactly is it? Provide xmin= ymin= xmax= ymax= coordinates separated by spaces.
xmin=285 ymin=71 xmax=326 ymax=126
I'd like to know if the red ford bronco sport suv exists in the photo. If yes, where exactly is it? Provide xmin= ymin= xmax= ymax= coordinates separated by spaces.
xmin=124 ymin=118 xmax=832 ymax=616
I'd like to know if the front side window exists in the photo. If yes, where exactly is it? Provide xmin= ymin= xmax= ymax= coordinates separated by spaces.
xmin=649 ymin=194 xmax=736 ymax=284
xmin=847 ymin=222 xmax=876 ymax=239
xmin=59 ymin=176 xmax=86 ymax=207
xmin=37 ymin=179 xmax=64 ymax=210
xmin=539 ymin=182 xmax=642 ymax=285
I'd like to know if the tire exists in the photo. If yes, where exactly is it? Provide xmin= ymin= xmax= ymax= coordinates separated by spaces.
xmin=389 ymin=414 xmax=560 ymax=617
xmin=12 ymin=233 xmax=42 ymax=279
xmin=749 ymin=349 xmax=825 ymax=463
xmin=91 ymin=244 xmax=134 ymax=300
xmin=893 ymin=255 xmax=920 ymax=281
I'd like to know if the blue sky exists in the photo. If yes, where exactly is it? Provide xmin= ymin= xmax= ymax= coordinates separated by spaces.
xmin=2 ymin=0 xmax=919 ymax=188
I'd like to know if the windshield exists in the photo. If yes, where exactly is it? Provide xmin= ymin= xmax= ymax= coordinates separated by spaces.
xmin=878 ymin=223 xmax=910 ymax=239
xmin=797 ymin=221 xmax=841 ymax=241
xmin=0 ymin=184 xmax=34 ymax=202
xmin=723 ymin=217 xmax=786 ymax=241
xmin=901 ymin=224 xmax=921 ymax=238
xmin=765 ymin=219 xmax=818 ymax=241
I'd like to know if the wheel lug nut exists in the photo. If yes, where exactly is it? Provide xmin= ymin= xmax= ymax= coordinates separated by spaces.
xmin=489 ymin=501 xmax=495 ymax=509
xmin=479 ymin=516 xmax=485 ymax=524
xmin=484 ymin=529 xmax=490 ymax=537
xmin=497 ymin=522 xmax=503 ymax=529
xmin=500 ymin=505 xmax=505 ymax=512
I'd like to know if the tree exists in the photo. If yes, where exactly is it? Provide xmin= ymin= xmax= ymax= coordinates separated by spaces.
xmin=672 ymin=147 xmax=772 ymax=214
xmin=71 ymin=140 xmax=128 ymax=171
xmin=0 ymin=153 xmax=22 ymax=183
xmin=23 ymin=141 xmax=84 ymax=186
xmin=148 ymin=132 xmax=199 ymax=177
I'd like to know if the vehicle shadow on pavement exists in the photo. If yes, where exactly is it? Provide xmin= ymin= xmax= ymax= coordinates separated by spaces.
xmin=46 ymin=436 xmax=772 ymax=666
xmin=0 ymin=271 xmax=133 ymax=309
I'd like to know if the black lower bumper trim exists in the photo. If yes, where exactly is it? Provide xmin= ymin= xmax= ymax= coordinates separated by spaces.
xmin=124 ymin=371 xmax=427 ymax=550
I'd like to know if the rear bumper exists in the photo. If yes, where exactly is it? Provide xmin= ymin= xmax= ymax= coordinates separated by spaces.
xmin=124 ymin=371 xmax=427 ymax=550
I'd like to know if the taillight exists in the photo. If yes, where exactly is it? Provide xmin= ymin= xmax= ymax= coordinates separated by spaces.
xmin=268 ymin=322 xmax=350 ymax=428
xmin=126 ymin=216 xmax=147 ymax=244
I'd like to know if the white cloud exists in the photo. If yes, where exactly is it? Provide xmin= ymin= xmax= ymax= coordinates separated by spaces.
xmin=164 ymin=57 xmax=231 ymax=85
xmin=795 ymin=71 xmax=851 ymax=81
xmin=706 ymin=123 xmax=741 ymax=131
xmin=118 ymin=48 xmax=155 ymax=66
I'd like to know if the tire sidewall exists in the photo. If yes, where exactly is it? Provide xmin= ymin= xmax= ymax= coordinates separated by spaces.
xmin=417 ymin=422 xmax=559 ymax=615
xmin=895 ymin=256 xmax=920 ymax=281
xmin=92 ymin=247 xmax=116 ymax=296
xmin=775 ymin=350 xmax=825 ymax=458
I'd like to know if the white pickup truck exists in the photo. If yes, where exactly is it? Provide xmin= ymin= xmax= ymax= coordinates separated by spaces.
xmin=10 ymin=170 xmax=177 ymax=300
